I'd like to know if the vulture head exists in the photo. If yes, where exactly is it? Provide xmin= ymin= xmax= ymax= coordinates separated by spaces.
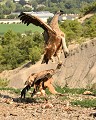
xmin=56 ymin=10 xmax=64 ymax=15
xmin=18 ymin=10 xmax=69 ymax=65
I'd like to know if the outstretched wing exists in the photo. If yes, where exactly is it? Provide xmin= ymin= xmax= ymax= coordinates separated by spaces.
xmin=18 ymin=12 xmax=56 ymax=35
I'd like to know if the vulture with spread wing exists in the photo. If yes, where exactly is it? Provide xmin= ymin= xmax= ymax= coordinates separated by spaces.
xmin=18 ymin=10 xmax=69 ymax=64
xmin=21 ymin=64 xmax=63 ymax=98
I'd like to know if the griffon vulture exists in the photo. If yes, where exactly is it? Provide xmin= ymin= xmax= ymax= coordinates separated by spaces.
xmin=18 ymin=10 xmax=69 ymax=64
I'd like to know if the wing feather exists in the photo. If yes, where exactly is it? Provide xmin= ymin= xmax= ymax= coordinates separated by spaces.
xmin=34 ymin=73 xmax=52 ymax=84
xmin=18 ymin=12 xmax=56 ymax=34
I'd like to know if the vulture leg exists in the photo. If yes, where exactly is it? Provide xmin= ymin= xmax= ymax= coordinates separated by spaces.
xmin=61 ymin=36 xmax=69 ymax=58
xmin=40 ymin=87 xmax=48 ymax=101
xmin=21 ymin=85 xmax=31 ymax=98
xmin=56 ymin=50 xmax=62 ymax=64
xmin=47 ymin=84 xmax=58 ymax=94
xmin=31 ymin=82 xmax=47 ymax=101
xmin=44 ymin=78 xmax=58 ymax=94
xmin=31 ymin=88 xmax=38 ymax=97
xmin=44 ymin=78 xmax=64 ymax=96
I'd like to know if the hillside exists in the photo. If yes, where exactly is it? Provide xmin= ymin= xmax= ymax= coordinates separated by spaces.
xmin=0 ymin=37 xmax=96 ymax=120
xmin=0 ymin=0 xmax=7 ymax=5
xmin=78 ymin=13 xmax=95 ymax=23
xmin=78 ymin=1 xmax=96 ymax=23
xmin=0 ymin=8 xmax=96 ymax=89
xmin=0 ymin=0 xmax=95 ymax=14
xmin=0 ymin=38 xmax=96 ymax=89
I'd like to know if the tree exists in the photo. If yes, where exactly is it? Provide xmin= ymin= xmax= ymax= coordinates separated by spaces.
xmin=83 ymin=15 xmax=96 ymax=38
xmin=3 ymin=5 xmax=11 ymax=15
xmin=65 ymin=2 xmax=72 ymax=9
xmin=7 ymin=14 xmax=18 ymax=19
xmin=6 ymin=0 xmax=16 ymax=12
xmin=15 ymin=3 xmax=23 ymax=12
xmin=19 ymin=0 xmax=26 ymax=5
xmin=0 ymin=5 xmax=3 ymax=14
xmin=0 ymin=14 xmax=4 ymax=19
xmin=31 ymin=0 xmax=38 ymax=11
xmin=80 ymin=1 xmax=96 ymax=16
xmin=22 ymin=6 xmax=32 ymax=12
xmin=29 ymin=46 xmax=41 ymax=64
xmin=0 ymin=30 xmax=43 ymax=71
xmin=60 ymin=20 xmax=83 ymax=43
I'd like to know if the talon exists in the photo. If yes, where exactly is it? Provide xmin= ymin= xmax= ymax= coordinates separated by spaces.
xmin=64 ymin=51 xmax=69 ymax=58
xmin=56 ymin=61 xmax=62 ymax=69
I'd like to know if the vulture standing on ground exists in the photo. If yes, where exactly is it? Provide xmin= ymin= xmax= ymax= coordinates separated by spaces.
xmin=18 ymin=10 xmax=69 ymax=64
xmin=21 ymin=64 xmax=63 ymax=98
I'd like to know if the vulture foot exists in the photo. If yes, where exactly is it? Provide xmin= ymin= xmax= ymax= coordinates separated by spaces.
xmin=56 ymin=61 xmax=62 ymax=69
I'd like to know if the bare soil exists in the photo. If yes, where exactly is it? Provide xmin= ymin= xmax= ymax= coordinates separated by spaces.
xmin=0 ymin=90 xmax=96 ymax=120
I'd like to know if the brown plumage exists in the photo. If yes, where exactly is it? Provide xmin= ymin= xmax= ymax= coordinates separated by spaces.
xmin=18 ymin=10 xmax=69 ymax=64
xmin=21 ymin=65 xmax=63 ymax=98
xmin=21 ymin=69 xmax=56 ymax=98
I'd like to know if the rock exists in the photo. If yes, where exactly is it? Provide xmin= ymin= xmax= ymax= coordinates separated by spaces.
xmin=4 ymin=98 xmax=13 ymax=104
xmin=83 ymin=91 xmax=93 ymax=95
xmin=0 ymin=38 xmax=96 ymax=89
xmin=42 ymin=103 xmax=53 ymax=109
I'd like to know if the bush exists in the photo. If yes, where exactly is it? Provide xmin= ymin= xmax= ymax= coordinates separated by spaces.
xmin=29 ymin=46 xmax=41 ymax=64
xmin=7 ymin=14 xmax=18 ymax=19
xmin=60 ymin=14 xmax=96 ymax=44
xmin=0 ymin=14 xmax=4 ymax=19
xmin=0 ymin=78 xmax=9 ymax=87
xmin=60 ymin=20 xmax=83 ymax=43
xmin=0 ymin=30 xmax=44 ymax=71
xmin=80 ymin=2 xmax=96 ymax=16
xmin=71 ymin=99 xmax=96 ymax=108
xmin=83 ymin=15 xmax=96 ymax=38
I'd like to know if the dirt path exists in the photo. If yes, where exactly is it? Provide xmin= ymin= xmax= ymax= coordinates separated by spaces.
xmin=0 ymin=90 xmax=96 ymax=120
xmin=78 ymin=13 xmax=94 ymax=23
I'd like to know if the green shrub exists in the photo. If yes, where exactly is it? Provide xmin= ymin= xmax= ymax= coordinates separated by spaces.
xmin=0 ymin=87 xmax=21 ymax=95
xmin=0 ymin=30 xmax=44 ymax=71
xmin=83 ymin=15 xmax=96 ymax=38
xmin=60 ymin=14 xmax=96 ymax=43
xmin=60 ymin=20 xmax=83 ymax=43
xmin=55 ymin=86 xmax=86 ymax=94
xmin=29 ymin=46 xmax=42 ymax=64
xmin=80 ymin=2 xmax=96 ymax=16
xmin=71 ymin=99 xmax=96 ymax=108
xmin=0 ymin=78 xmax=9 ymax=87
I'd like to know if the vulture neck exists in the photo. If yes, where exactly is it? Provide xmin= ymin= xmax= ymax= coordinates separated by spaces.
xmin=49 ymin=13 xmax=61 ymax=32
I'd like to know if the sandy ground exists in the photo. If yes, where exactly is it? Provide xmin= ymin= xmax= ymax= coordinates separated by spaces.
xmin=0 ymin=90 xmax=96 ymax=120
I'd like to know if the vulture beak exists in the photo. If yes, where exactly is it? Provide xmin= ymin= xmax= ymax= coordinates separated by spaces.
xmin=60 ymin=10 xmax=64 ymax=15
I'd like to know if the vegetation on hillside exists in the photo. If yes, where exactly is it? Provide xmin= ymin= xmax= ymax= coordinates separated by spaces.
xmin=0 ymin=30 xmax=44 ymax=72
xmin=0 ymin=13 xmax=96 ymax=71
xmin=0 ymin=12 xmax=96 ymax=71
xmin=0 ymin=78 xmax=9 ymax=87
xmin=80 ymin=1 xmax=96 ymax=16
xmin=0 ymin=1 xmax=96 ymax=71
xmin=60 ymin=14 xmax=96 ymax=43
xmin=0 ymin=0 xmax=96 ymax=19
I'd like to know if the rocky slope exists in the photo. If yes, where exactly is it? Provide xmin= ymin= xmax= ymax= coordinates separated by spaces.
xmin=0 ymin=38 xmax=96 ymax=89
